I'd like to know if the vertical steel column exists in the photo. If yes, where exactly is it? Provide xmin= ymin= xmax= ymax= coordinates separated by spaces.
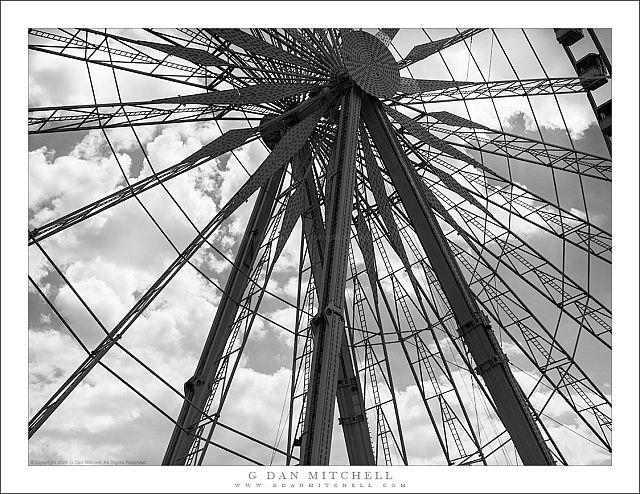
xmin=361 ymin=94 xmax=555 ymax=466
xmin=163 ymin=167 xmax=285 ymax=465
xmin=300 ymin=86 xmax=363 ymax=465
xmin=292 ymin=145 xmax=374 ymax=465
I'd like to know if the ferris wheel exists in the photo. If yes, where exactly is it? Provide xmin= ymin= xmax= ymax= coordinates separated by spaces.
xmin=28 ymin=28 xmax=612 ymax=466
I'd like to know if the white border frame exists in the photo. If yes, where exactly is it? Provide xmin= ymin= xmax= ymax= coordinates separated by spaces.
xmin=2 ymin=2 xmax=638 ymax=492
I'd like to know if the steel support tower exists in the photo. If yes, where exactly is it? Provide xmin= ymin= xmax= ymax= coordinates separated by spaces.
xmin=164 ymin=87 xmax=374 ymax=466
xmin=298 ymin=87 xmax=370 ymax=465
xmin=360 ymin=94 xmax=555 ymax=465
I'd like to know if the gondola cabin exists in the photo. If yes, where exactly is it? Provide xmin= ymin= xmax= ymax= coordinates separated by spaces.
xmin=597 ymin=99 xmax=611 ymax=137
xmin=554 ymin=28 xmax=584 ymax=47
xmin=576 ymin=53 xmax=608 ymax=91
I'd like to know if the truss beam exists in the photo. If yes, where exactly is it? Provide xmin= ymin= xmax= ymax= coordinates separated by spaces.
xmin=29 ymin=99 xmax=267 ymax=135
xmin=393 ymin=77 xmax=597 ymax=102
xmin=29 ymin=30 xmax=213 ymax=90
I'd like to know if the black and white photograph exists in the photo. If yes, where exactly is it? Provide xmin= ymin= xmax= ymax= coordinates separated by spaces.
xmin=2 ymin=1 xmax=639 ymax=493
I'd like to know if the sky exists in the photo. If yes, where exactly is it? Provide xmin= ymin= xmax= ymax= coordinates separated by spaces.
xmin=26 ymin=27 xmax=614 ymax=468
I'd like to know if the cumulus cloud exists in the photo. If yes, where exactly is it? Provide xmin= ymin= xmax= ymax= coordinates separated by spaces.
xmin=29 ymin=135 xmax=133 ymax=228
xmin=28 ymin=247 xmax=51 ymax=292
xmin=264 ymin=307 xmax=297 ymax=348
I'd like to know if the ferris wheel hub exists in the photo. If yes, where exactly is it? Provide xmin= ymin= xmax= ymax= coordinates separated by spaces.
xmin=340 ymin=30 xmax=400 ymax=98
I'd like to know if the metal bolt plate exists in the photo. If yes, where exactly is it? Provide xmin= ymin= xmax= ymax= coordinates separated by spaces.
xmin=340 ymin=30 xmax=400 ymax=98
